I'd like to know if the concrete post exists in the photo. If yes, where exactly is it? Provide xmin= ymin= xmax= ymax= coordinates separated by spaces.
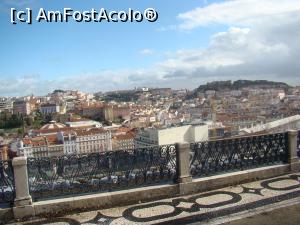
xmin=288 ymin=130 xmax=300 ymax=172
xmin=176 ymin=142 xmax=192 ymax=195
xmin=12 ymin=157 xmax=35 ymax=219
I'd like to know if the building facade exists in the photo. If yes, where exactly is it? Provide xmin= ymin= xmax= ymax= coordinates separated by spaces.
xmin=134 ymin=124 xmax=209 ymax=148
xmin=40 ymin=103 xmax=60 ymax=114
xmin=13 ymin=100 xmax=31 ymax=116
xmin=75 ymin=128 xmax=112 ymax=154
xmin=0 ymin=98 xmax=13 ymax=113
xmin=19 ymin=123 xmax=113 ymax=158
xmin=104 ymin=105 xmax=131 ymax=122
xmin=112 ymin=132 xmax=135 ymax=150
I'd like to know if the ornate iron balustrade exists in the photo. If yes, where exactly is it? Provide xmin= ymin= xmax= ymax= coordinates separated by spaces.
xmin=297 ymin=130 xmax=300 ymax=158
xmin=27 ymin=145 xmax=177 ymax=201
xmin=190 ymin=132 xmax=289 ymax=177
xmin=0 ymin=160 xmax=15 ymax=206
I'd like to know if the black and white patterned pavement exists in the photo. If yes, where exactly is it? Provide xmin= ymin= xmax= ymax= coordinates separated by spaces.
xmin=10 ymin=173 xmax=300 ymax=225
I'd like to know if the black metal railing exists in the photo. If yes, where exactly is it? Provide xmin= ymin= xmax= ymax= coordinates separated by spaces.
xmin=190 ymin=132 xmax=289 ymax=177
xmin=0 ymin=160 xmax=15 ymax=206
xmin=297 ymin=130 xmax=300 ymax=158
xmin=27 ymin=145 xmax=177 ymax=201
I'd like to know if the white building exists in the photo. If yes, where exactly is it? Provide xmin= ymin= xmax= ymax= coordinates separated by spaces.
xmin=65 ymin=120 xmax=102 ymax=128
xmin=112 ymin=132 xmax=135 ymax=150
xmin=76 ymin=128 xmax=112 ymax=153
xmin=58 ymin=132 xmax=77 ymax=155
xmin=58 ymin=128 xmax=112 ymax=155
xmin=40 ymin=103 xmax=60 ymax=114
xmin=19 ymin=121 xmax=113 ymax=158
xmin=13 ymin=100 xmax=31 ymax=115
xmin=18 ymin=137 xmax=49 ymax=158
xmin=0 ymin=98 xmax=13 ymax=113
xmin=135 ymin=124 xmax=209 ymax=148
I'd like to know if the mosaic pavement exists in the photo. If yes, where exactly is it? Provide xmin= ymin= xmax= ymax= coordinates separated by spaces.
xmin=10 ymin=173 xmax=300 ymax=225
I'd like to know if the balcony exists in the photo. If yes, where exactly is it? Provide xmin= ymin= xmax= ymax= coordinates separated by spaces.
xmin=1 ymin=130 xmax=300 ymax=224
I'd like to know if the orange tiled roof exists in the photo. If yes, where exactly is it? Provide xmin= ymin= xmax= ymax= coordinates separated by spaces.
xmin=23 ymin=137 xmax=47 ymax=147
xmin=114 ymin=132 xmax=135 ymax=141
xmin=46 ymin=134 xmax=59 ymax=145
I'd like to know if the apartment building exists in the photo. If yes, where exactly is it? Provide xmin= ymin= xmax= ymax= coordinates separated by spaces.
xmin=58 ymin=132 xmax=77 ymax=155
xmin=58 ymin=128 xmax=112 ymax=155
xmin=134 ymin=124 xmax=209 ymax=148
xmin=20 ymin=137 xmax=49 ymax=158
xmin=104 ymin=105 xmax=131 ymax=122
xmin=112 ymin=132 xmax=135 ymax=150
xmin=13 ymin=100 xmax=31 ymax=116
xmin=0 ymin=98 xmax=13 ymax=113
xmin=76 ymin=128 xmax=111 ymax=153
xmin=19 ymin=121 xmax=112 ymax=157
xmin=80 ymin=104 xmax=104 ymax=120
xmin=40 ymin=103 xmax=60 ymax=114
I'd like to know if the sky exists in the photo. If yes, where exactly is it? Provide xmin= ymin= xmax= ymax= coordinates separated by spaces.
xmin=0 ymin=0 xmax=300 ymax=96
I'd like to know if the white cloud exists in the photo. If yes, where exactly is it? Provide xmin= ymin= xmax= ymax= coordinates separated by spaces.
xmin=1 ymin=1 xmax=300 ymax=96
xmin=139 ymin=49 xmax=155 ymax=55
xmin=177 ymin=0 xmax=300 ymax=30
xmin=1 ymin=14 xmax=299 ymax=96
xmin=155 ymin=1 xmax=300 ymax=85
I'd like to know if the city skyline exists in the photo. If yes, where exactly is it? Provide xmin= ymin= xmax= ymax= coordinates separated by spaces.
xmin=1 ymin=0 xmax=300 ymax=96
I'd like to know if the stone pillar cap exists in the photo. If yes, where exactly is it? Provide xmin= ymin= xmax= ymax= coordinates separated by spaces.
xmin=12 ymin=156 xmax=28 ymax=166
xmin=176 ymin=142 xmax=190 ymax=147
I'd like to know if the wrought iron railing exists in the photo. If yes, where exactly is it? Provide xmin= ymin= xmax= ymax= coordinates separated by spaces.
xmin=0 ymin=160 xmax=15 ymax=206
xmin=27 ymin=145 xmax=177 ymax=201
xmin=297 ymin=130 xmax=300 ymax=158
xmin=190 ymin=132 xmax=289 ymax=177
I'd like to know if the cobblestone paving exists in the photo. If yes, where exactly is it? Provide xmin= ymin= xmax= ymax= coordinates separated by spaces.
xmin=9 ymin=173 xmax=300 ymax=225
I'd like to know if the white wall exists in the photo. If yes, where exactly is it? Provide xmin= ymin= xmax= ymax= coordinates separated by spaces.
xmin=193 ymin=125 xmax=209 ymax=142
xmin=158 ymin=124 xmax=208 ymax=145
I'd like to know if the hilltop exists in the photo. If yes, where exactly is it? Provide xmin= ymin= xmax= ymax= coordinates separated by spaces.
xmin=186 ymin=80 xmax=291 ymax=99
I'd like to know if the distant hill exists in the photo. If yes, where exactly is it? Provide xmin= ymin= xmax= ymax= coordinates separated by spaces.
xmin=186 ymin=80 xmax=291 ymax=99
xmin=102 ymin=90 xmax=139 ymax=102
xmin=52 ymin=89 xmax=66 ymax=94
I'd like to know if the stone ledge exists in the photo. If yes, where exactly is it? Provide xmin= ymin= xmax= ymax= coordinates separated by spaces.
xmin=32 ymin=164 xmax=295 ymax=217
xmin=34 ymin=183 xmax=178 ymax=216
xmin=290 ymin=161 xmax=300 ymax=172
xmin=0 ymin=207 xmax=13 ymax=223
xmin=5 ymin=164 xmax=295 ymax=219
xmin=13 ymin=205 xmax=35 ymax=220
xmin=185 ymin=164 xmax=291 ymax=195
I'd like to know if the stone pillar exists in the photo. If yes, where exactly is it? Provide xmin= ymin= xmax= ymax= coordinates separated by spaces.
xmin=12 ymin=157 xmax=35 ymax=219
xmin=288 ymin=130 xmax=300 ymax=172
xmin=176 ymin=142 xmax=192 ymax=195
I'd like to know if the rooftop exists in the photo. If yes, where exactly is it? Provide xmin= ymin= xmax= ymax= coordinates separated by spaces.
xmin=40 ymin=121 xmax=66 ymax=130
